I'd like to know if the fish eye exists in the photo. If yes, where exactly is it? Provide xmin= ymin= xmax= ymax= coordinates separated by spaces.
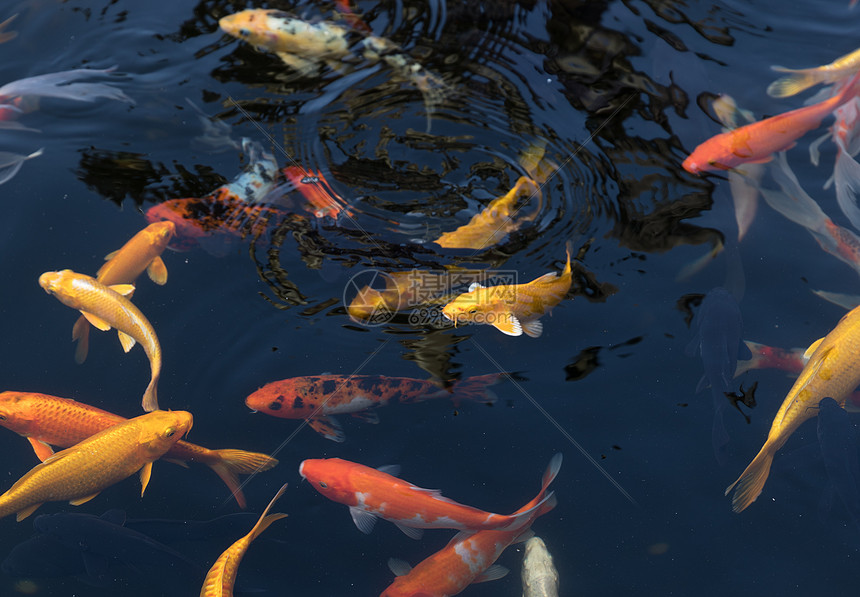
xmin=468 ymin=308 xmax=477 ymax=314
xmin=164 ymin=427 xmax=175 ymax=437
xmin=238 ymin=28 xmax=250 ymax=37
xmin=0 ymin=414 xmax=6 ymax=421
xmin=318 ymin=481 xmax=328 ymax=488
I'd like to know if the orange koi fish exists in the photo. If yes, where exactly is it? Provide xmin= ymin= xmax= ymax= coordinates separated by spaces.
xmin=0 ymin=410 xmax=192 ymax=522
xmin=435 ymin=177 xmax=542 ymax=249
xmin=245 ymin=373 xmax=500 ymax=442
xmin=0 ymin=392 xmax=277 ymax=509
xmin=280 ymin=166 xmax=350 ymax=219
xmin=727 ymin=304 xmax=860 ymax=512
xmin=768 ymin=47 xmax=860 ymax=98
xmin=72 ymin=221 xmax=174 ymax=365
xmin=683 ymin=72 xmax=860 ymax=174
xmin=298 ymin=457 xmax=552 ymax=539
xmin=380 ymin=454 xmax=561 ymax=597
xmin=200 ymin=483 xmax=287 ymax=597
xmin=442 ymin=248 xmax=572 ymax=338
xmin=39 ymin=270 xmax=162 ymax=412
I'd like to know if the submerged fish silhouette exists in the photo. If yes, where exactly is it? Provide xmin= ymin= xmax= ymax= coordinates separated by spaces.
xmin=817 ymin=397 xmax=860 ymax=531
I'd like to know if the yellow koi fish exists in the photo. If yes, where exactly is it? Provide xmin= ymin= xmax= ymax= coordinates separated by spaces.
xmin=73 ymin=221 xmax=174 ymax=364
xmin=442 ymin=247 xmax=572 ymax=337
xmin=0 ymin=410 xmax=192 ymax=522
xmin=435 ymin=177 xmax=541 ymax=249
xmin=726 ymin=304 xmax=860 ymax=512
xmin=768 ymin=47 xmax=860 ymax=98
xmin=39 ymin=269 xmax=162 ymax=412
xmin=200 ymin=483 xmax=287 ymax=597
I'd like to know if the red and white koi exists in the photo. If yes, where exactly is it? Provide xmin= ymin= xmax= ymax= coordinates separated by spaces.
xmin=298 ymin=457 xmax=552 ymax=539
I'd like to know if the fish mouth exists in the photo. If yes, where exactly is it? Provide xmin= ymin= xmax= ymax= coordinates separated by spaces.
xmin=298 ymin=460 xmax=307 ymax=479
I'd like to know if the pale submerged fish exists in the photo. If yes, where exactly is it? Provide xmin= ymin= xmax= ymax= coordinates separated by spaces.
xmin=522 ymin=536 xmax=559 ymax=597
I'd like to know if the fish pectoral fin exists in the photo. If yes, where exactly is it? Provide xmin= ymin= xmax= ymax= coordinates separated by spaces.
xmin=491 ymin=312 xmax=522 ymax=336
xmin=103 ymin=249 xmax=119 ymax=261
xmin=351 ymin=410 xmax=380 ymax=424
xmin=117 ymin=330 xmax=137 ymax=353
xmin=147 ymin=256 xmax=168 ymax=285
xmin=474 ymin=565 xmax=509 ymax=583
xmin=275 ymin=52 xmax=317 ymax=74
xmin=349 ymin=506 xmax=378 ymax=534
xmin=803 ymin=337 xmax=825 ymax=359
xmin=108 ymin=283 xmax=135 ymax=297
xmin=27 ymin=437 xmax=55 ymax=461
xmin=387 ymin=558 xmax=412 ymax=577
xmin=393 ymin=520 xmax=424 ymax=540
xmin=139 ymin=462 xmax=153 ymax=496
xmin=308 ymin=416 xmax=345 ymax=443
xmin=164 ymin=457 xmax=190 ymax=468
xmin=521 ymin=318 xmax=543 ymax=338
xmin=81 ymin=311 xmax=111 ymax=332
xmin=376 ymin=464 xmax=401 ymax=477
xmin=69 ymin=492 xmax=100 ymax=506
xmin=42 ymin=449 xmax=72 ymax=465
xmin=468 ymin=282 xmax=485 ymax=292
xmin=15 ymin=503 xmax=42 ymax=521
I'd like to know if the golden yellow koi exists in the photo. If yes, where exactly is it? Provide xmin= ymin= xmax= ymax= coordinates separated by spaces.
xmin=39 ymin=269 xmax=162 ymax=412
xmin=0 ymin=410 xmax=192 ymax=522
xmin=200 ymin=483 xmax=287 ymax=597
xmin=768 ymin=47 xmax=860 ymax=98
xmin=727 ymin=304 xmax=860 ymax=512
xmin=442 ymin=247 xmax=572 ymax=337
xmin=73 ymin=221 xmax=174 ymax=365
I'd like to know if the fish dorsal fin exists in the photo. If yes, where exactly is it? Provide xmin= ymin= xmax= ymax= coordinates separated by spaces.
xmin=445 ymin=529 xmax=476 ymax=547
xmin=492 ymin=313 xmax=522 ymax=336
xmin=27 ymin=437 xmax=55 ymax=461
xmin=81 ymin=311 xmax=111 ymax=331
xmin=387 ymin=558 xmax=412 ymax=577
xmin=108 ymin=283 xmax=135 ymax=297
xmin=69 ymin=492 xmax=101 ymax=506
xmin=16 ymin=503 xmax=42 ymax=522
xmin=468 ymin=282 xmax=484 ymax=292
xmin=475 ymin=565 xmax=509 ymax=583
xmin=803 ymin=337 xmax=825 ymax=359
xmin=530 ymin=271 xmax=558 ymax=285
xmin=103 ymin=249 xmax=119 ymax=261
xmin=147 ymin=256 xmax=168 ymax=285
xmin=376 ymin=464 xmax=400 ymax=477
xmin=350 ymin=506 xmax=378 ymax=534
xmin=140 ymin=462 xmax=153 ymax=497
xmin=393 ymin=520 xmax=424 ymax=540
xmin=117 ymin=330 xmax=136 ymax=353
xmin=42 ymin=449 xmax=73 ymax=466
xmin=521 ymin=319 xmax=543 ymax=338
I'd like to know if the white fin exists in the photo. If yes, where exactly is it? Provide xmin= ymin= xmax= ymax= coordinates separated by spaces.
xmin=376 ymin=464 xmax=401 ymax=476
xmin=803 ymin=337 xmax=825 ymax=359
xmin=117 ymin=330 xmax=136 ymax=353
xmin=350 ymin=506 xmax=377 ymax=534
xmin=352 ymin=410 xmax=380 ymax=424
xmin=393 ymin=520 xmax=424 ymax=540
xmin=521 ymin=319 xmax=543 ymax=338
xmin=812 ymin=289 xmax=860 ymax=310
xmin=387 ymin=558 xmax=412 ymax=577
xmin=468 ymin=282 xmax=484 ymax=292
xmin=834 ymin=149 xmax=860 ymax=231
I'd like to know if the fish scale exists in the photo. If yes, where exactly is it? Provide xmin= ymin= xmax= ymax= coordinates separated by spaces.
xmin=0 ymin=410 xmax=192 ymax=521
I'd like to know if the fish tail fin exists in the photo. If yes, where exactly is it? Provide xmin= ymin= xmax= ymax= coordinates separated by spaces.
xmin=206 ymin=449 xmax=279 ymax=510
xmin=449 ymin=373 xmax=503 ymax=405
xmin=503 ymin=454 xmax=563 ymax=529
xmin=141 ymin=378 xmax=158 ymax=412
xmin=563 ymin=242 xmax=572 ymax=277
xmin=834 ymin=148 xmax=860 ymax=231
xmin=725 ymin=444 xmax=776 ymax=513
xmin=71 ymin=315 xmax=90 ymax=364
xmin=248 ymin=483 xmax=288 ymax=541
xmin=766 ymin=67 xmax=827 ymax=98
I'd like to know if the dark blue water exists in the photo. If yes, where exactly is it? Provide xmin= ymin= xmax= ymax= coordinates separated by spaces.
xmin=1 ymin=0 xmax=859 ymax=595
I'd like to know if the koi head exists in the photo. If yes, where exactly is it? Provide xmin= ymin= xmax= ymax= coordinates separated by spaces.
xmin=299 ymin=458 xmax=354 ymax=503
xmin=245 ymin=381 xmax=307 ymax=419
xmin=38 ymin=270 xmax=78 ymax=301
xmin=144 ymin=200 xmax=208 ymax=250
xmin=220 ymin=9 xmax=289 ymax=52
xmin=136 ymin=410 xmax=193 ymax=458
xmin=0 ymin=392 xmax=39 ymax=436
xmin=441 ymin=288 xmax=492 ymax=327
xmin=143 ymin=220 xmax=176 ymax=250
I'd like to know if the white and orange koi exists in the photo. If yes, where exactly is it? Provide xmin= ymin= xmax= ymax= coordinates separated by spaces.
xmin=73 ymin=221 xmax=174 ymax=364
xmin=299 ymin=457 xmax=552 ymax=539
xmin=380 ymin=454 xmax=561 ymax=597
xmin=39 ymin=269 xmax=162 ymax=412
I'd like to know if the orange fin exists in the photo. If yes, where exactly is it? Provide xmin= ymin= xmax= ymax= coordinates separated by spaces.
xmin=147 ymin=256 xmax=168 ymax=285
xmin=16 ymin=503 xmax=42 ymax=521
xmin=140 ymin=462 xmax=152 ymax=496
xmin=103 ymin=249 xmax=119 ymax=261
xmin=725 ymin=445 xmax=776 ymax=512
xmin=117 ymin=330 xmax=136 ymax=353
xmin=308 ymin=416 xmax=345 ymax=442
xmin=81 ymin=311 xmax=111 ymax=332
xmin=27 ymin=437 xmax=55 ymax=461
xmin=69 ymin=492 xmax=100 ymax=506
xmin=108 ymin=283 xmax=135 ymax=297
xmin=72 ymin=315 xmax=90 ymax=364
xmin=491 ymin=313 xmax=522 ymax=336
